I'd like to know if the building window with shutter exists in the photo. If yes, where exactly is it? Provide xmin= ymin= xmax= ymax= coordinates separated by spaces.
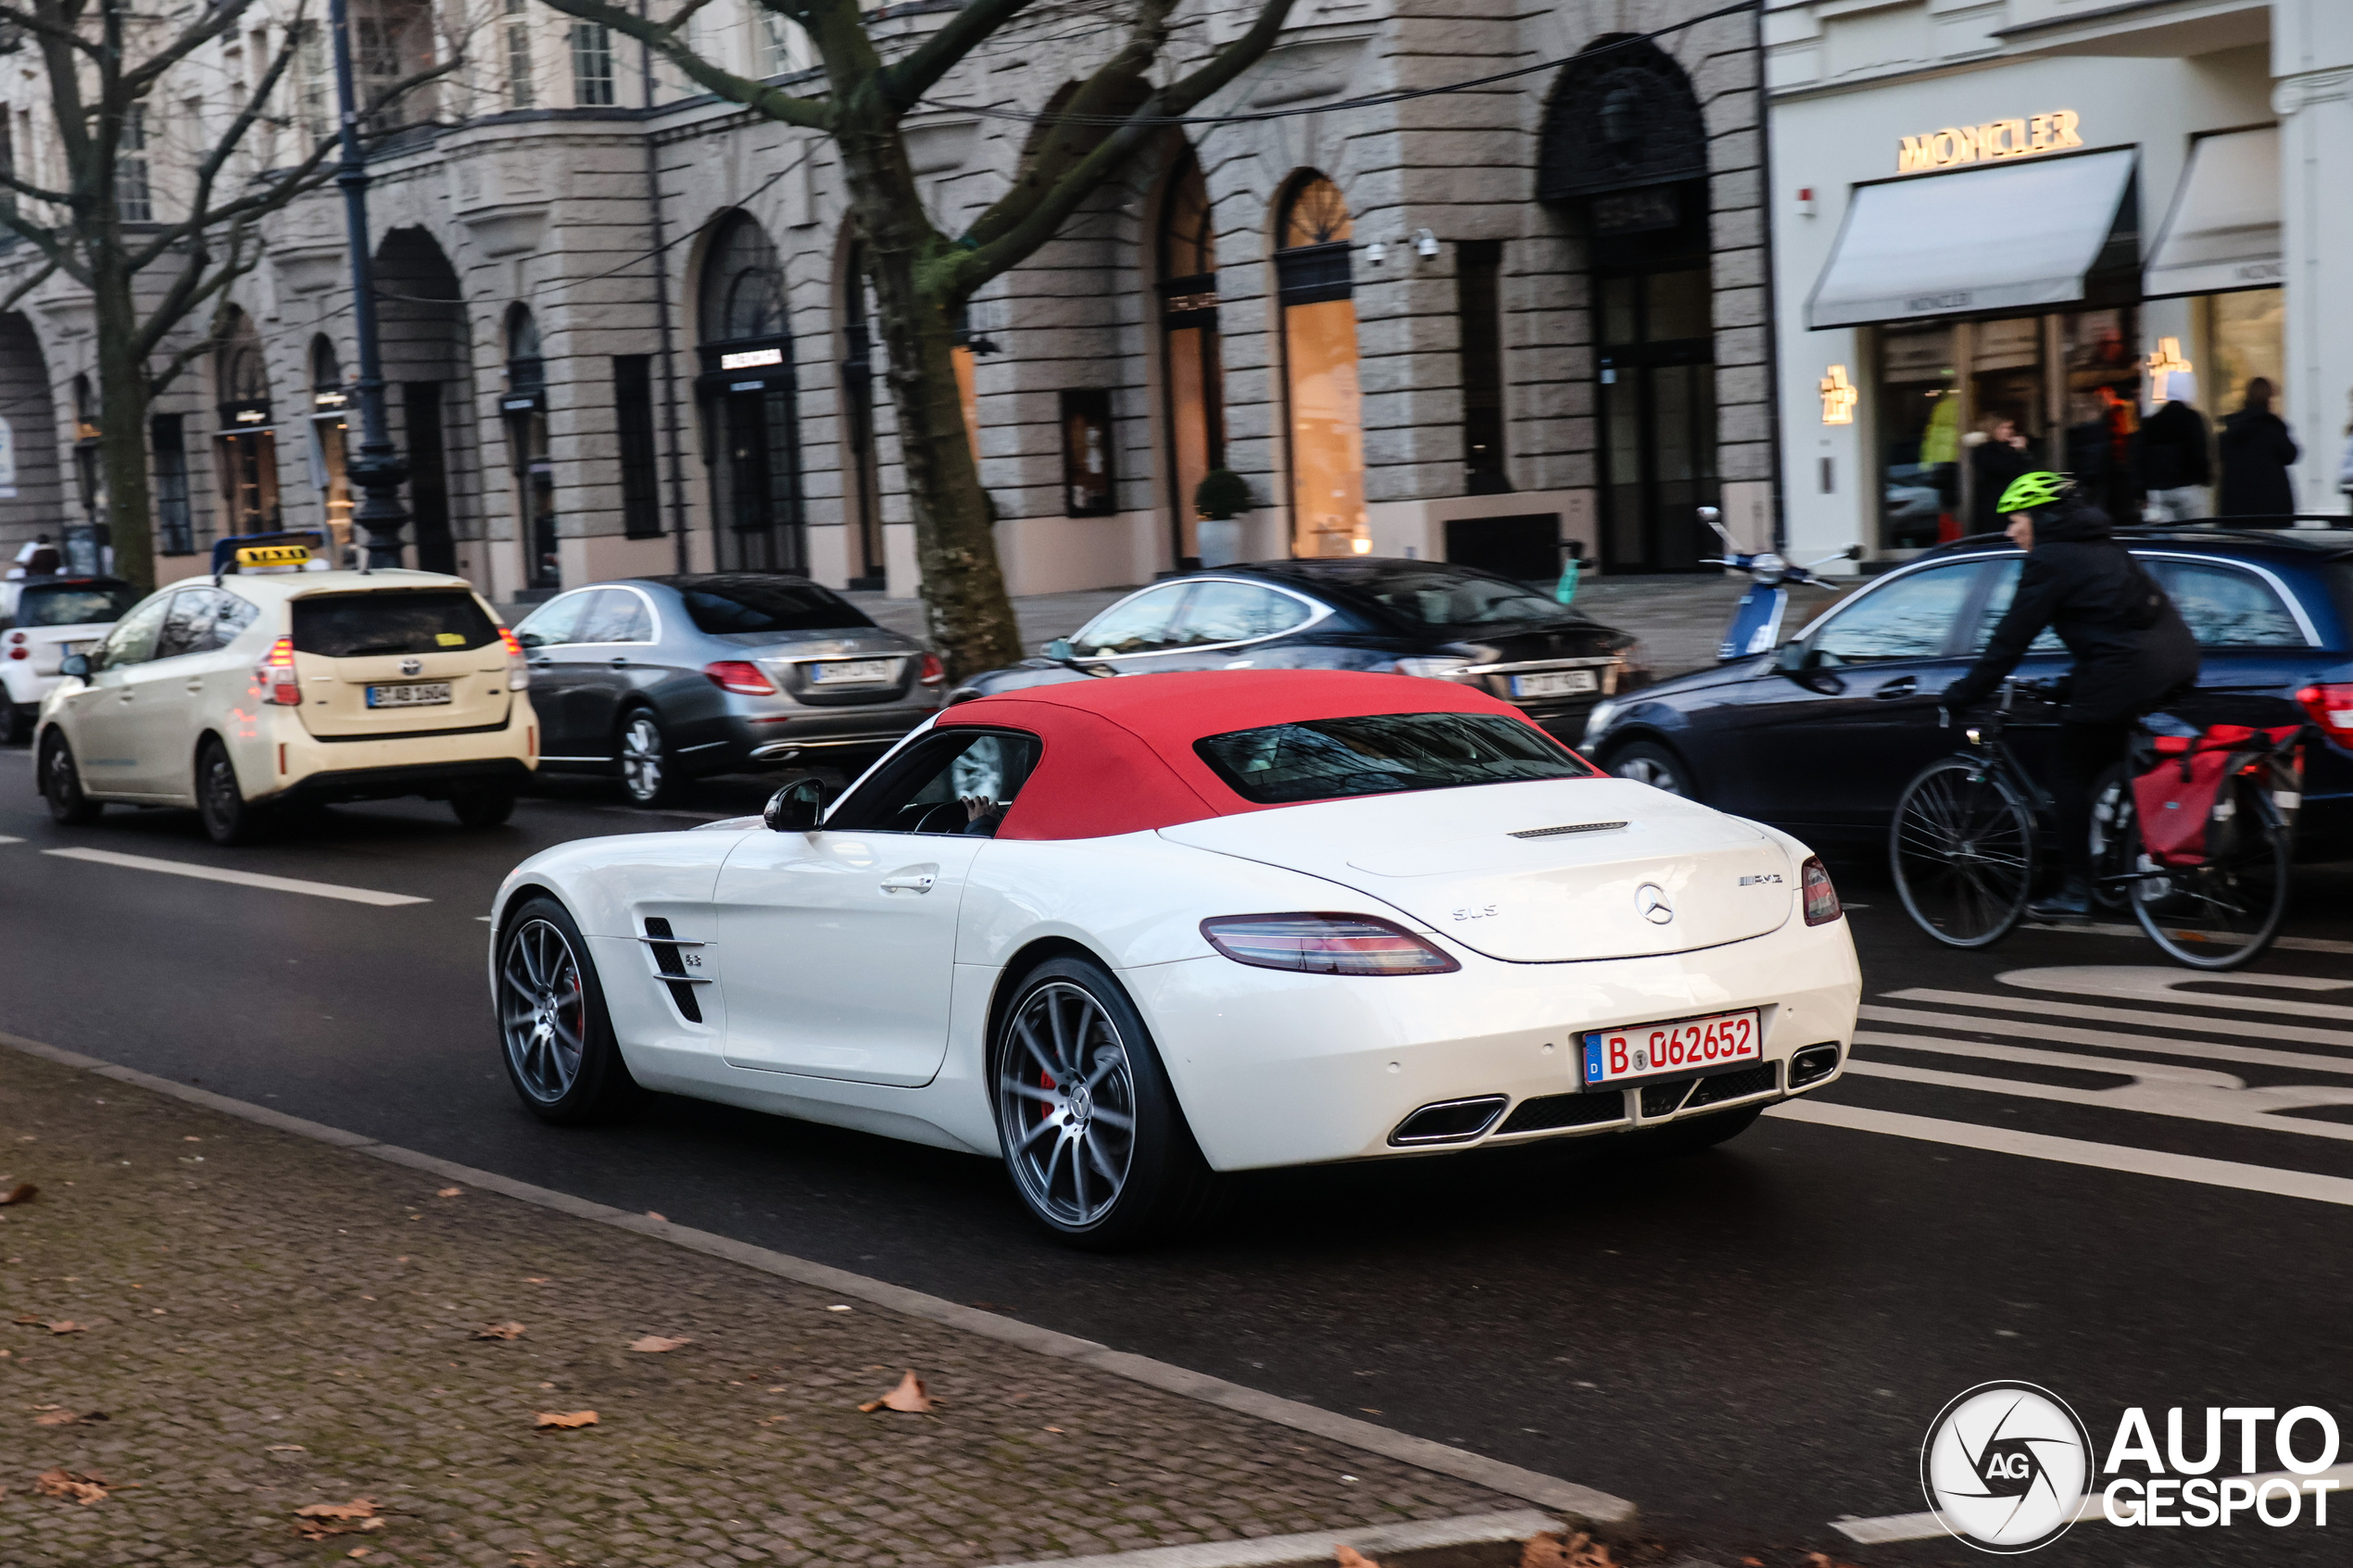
xmin=154 ymin=416 xmax=194 ymax=555
xmin=614 ymin=357 xmax=661 ymax=538
xmin=571 ymin=22 xmax=615 ymax=107
xmin=117 ymin=106 xmax=151 ymax=222
xmin=505 ymin=0 xmax=535 ymax=109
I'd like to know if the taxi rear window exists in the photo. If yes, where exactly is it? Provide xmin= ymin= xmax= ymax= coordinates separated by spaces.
xmin=1195 ymin=712 xmax=1593 ymax=805
xmin=291 ymin=591 xmax=497 ymax=658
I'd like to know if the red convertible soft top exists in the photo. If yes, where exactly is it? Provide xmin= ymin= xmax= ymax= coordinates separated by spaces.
xmin=935 ymin=670 xmax=1557 ymax=842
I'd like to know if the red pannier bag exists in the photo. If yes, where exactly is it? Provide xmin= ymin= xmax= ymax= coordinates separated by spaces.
xmin=2131 ymin=724 xmax=2299 ymax=868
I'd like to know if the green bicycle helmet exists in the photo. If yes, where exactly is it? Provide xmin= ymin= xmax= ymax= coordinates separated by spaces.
xmin=1994 ymin=470 xmax=2074 ymax=515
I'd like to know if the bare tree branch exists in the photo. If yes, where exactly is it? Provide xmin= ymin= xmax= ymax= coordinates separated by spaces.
xmin=874 ymin=0 xmax=1038 ymax=113
xmin=538 ymin=0 xmax=835 ymax=130
xmin=0 ymin=253 xmax=64 ymax=314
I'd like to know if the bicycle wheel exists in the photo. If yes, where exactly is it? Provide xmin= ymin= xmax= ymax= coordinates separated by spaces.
xmin=1891 ymin=757 xmax=2035 ymax=947
xmin=2126 ymin=775 xmax=2290 ymax=971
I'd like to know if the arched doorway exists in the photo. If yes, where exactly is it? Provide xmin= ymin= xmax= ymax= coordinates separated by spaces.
xmin=1157 ymin=148 xmax=1225 ymax=570
xmin=0 ymin=314 xmax=66 ymax=554
xmin=375 ymin=227 xmax=470 ymax=575
xmin=215 ymin=308 xmax=280 ymax=534
xmin=1539 ymin=39 xmax=1717 ymax=573
xmin=1275 ymin=174 xmax=1365 ymax=558
xmin=698 ymin=212 xmax=802 ymax=573
xmin=502 ymin=304 xmax=558 ymax=589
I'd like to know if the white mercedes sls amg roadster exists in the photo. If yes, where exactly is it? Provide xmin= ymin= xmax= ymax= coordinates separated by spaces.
xmin=489 ymin=671 xmax=1860 ymax=1245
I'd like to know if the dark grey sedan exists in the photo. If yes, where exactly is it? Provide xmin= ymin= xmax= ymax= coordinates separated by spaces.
xmin=513 ymin=574 xmax=943 ymax=806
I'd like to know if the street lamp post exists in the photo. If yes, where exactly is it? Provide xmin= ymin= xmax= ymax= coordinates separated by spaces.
xmin=327 ymin=0 xmax=409 ymax=569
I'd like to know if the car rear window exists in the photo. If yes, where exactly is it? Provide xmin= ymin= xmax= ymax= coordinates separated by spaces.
xmin=677 ymin=579 xmax=874 ymax=634
xmin=1195 ymin=712 xmax=1592 ymax=805
xmin=290 ymin=591 xmax=497 ymax=658
xmin=16 ymin=581 xmax=138 ymax=627
xmin=1353 ymin=570 xmax=1577 ymax=632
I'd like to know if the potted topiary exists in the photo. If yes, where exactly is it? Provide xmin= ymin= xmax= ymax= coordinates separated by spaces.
xmin=1192 ymin=468 xmax=1252 ymax=566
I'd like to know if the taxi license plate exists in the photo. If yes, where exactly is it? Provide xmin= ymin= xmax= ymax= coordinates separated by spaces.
xmin=1511 ymin=669 xmax=1599 ymax=699
xmin=1581 ymin=1009 xmax=1760 ymax=1088
xmin=366 ymin=681 xmax=452 ymax=709
xmin=810 ymin=659 xmax=896 ymax=685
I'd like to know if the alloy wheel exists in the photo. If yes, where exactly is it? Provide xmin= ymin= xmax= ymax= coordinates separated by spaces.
xmin=997 ymin=981 xmax=1139 ymax=1230
xmin=1612 ymin=754 xmax=1685 ymax=797
xmin=499 ymin=918 xmax=587 ymax=1101
xmin=620 ymin=713 xmax=664 ymax=803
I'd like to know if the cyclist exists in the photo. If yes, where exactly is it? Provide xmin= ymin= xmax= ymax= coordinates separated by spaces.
xmin=1940 ymin=471 xmax=2199 ymax=921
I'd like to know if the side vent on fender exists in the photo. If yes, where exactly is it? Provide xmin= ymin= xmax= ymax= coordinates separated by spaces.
xmin=640 ymin=916 xmax=706 ymax=1023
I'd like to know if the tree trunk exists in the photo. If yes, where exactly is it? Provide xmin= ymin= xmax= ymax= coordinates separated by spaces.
xmin=92 ymin=271 xmax=155 ymax=594
xmin=834 ymin=117 xmax=1025 ymax=681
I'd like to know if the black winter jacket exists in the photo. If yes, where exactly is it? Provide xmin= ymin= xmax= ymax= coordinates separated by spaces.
xmin=2217 ymin=408 xmax=2298 ymax=515
xmin=1942 ymin=501 xmax=2201 ymax=723
xmin=2136 ymin=400 xmax=2210 ymax=491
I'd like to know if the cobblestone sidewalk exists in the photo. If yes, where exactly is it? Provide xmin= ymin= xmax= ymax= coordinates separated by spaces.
xmin=0 ymin=1048 xmax=1515 ymax=1568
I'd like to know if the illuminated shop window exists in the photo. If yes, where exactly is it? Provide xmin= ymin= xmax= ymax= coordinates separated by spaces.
xmin=1275 ymin=174 xmax=1365 ymax=558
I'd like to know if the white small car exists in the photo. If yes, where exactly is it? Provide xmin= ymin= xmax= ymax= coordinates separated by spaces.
xmin=38 ymin=560 xmax=537 ymax=843
xmin=489 ymin=670 xmax=1860 ymax=1247
xmin=3 ymin=576 xmax=139 ymax=744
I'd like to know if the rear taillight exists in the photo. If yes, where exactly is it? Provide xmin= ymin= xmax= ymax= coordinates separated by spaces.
xmin=498 ymin=626 xmax=528 ymax=691
xmin=254 ymin=635 xmax=300 ymax=707
xmin=1802 ymin=856 xmax=1842 ymax=925
xmin=6 ymin=630 xmax=23 ymax=644
xmin=2296 ymin=683 xmax=2353 ymax=734
xmin=918 ymin=652 xmax=946 ymax=686
xmin=6 ymin=646 xmax=22 ymax=660
xmin=704 ymin=659 xmax=776 ymax=696
xmin=1200 ymin=913 xmax=1460 ymax=975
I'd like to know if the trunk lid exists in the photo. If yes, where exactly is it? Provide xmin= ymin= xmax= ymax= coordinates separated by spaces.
xmin=289 ymin=588 xmax=515 ymax=739
xmin=1159 ymin=778 xmax=1794 ymax=962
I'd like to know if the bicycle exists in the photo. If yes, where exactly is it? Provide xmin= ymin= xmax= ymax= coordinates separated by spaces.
xmin=1888 ymin=679 xmax=2303 ymax=971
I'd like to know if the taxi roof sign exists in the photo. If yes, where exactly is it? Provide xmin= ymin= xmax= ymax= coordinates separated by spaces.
xmin=211 ymin=529 xmax=326 ymax=577
xmin=236 ymin=543 xmax=311 ymax=572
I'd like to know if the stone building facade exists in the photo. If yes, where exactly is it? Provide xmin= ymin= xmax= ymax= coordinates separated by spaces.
xmin=0 ymin=0 xmax=1777 ymax=602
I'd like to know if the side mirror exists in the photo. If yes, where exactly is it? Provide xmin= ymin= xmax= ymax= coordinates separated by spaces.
xmin=1042 ymin=637 xmax=1074 ymax=660
xmin=1843 ymin=544 xmax=1865 ymax=561
xmin=59 ymin=653 xmax=89 ymax=679
xmin=762 ymin=775 xmax=828 ymax=833
xmin=1774 ymin=641 xmax=1813 ymax=674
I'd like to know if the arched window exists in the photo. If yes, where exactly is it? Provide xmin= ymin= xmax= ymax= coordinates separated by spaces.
xmin=1275 ymin=174 xmax=1365 ymax=558
xmin=697 ymin=211 xmax=801 ymax=573
xmin=308 ymin=334 xmax=353 ymax=552
xmin=214 ymin=309 xmax=280 ymax=533
xmin=503 ymin=304 xmax=557 ymax=588
xmin=1157 ymin=149 xmax=1226 ymax=567
xmin=309 ymin=335 xmax=342 ymax=392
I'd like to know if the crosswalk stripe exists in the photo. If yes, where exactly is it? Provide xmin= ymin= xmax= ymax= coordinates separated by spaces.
xmin=1860 ymin=1004 xmax=2353 ymax=1075
xmin=1768 ymin=1099 xmax=2353 ymax=1207
xmin=1883 ymin=987 xmax=2353 ymax=1048
xmin=2030 ymin=918 xmax=2353 ymax=956
xmin=0 ymin=835 xmax=22 ymax=845
xmin=1857 ymin=1031 xmax=2249 ymax=1087
xmin=1998 ymin=966 xmax=2353 ymax=1023
xmin=43 ymin=847 xmax=429 ymax=907
xmin=1844 ymin=1057 xmax=2353 ymax=1145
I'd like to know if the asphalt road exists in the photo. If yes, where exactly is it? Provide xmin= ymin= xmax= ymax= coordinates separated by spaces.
xmin=2 ymin=752 xmax=2347 ymax=1567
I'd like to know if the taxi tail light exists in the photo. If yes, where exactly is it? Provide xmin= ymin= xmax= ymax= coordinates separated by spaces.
xmin=705 ymin=659 xmax=776 ymax=696
xmin=918 ymin=652 xmax=946 ymax=686
xmin=1802 ymin=856 xmax=1843 ymax=925
xmin=255 ymin=635 xmax=300 ymax=707
xmin=498 ymin=627 xmax=529 ymax=691
xmin=1200 ymin=913 xmax=1459 ymax=976
xmin=2296 ymin=683 xmax=2353 ymax=734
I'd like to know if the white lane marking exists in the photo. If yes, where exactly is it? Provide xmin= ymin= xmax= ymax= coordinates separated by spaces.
xmin=1856 ymin=1032 xmax=2248 ymax=1088
xmin=0 ymin=835 xmax=22 ymax=845
xmin=1998 ymin=965 xmax=2353 ymax=1022
xmin=2023 ymin=919 xmax=2353 ymax=956
xmin=1767 ymin=1099 xmax=2353 ymax=1207
xmin=1834 ymin=1461 xmax=2353 ymax=1544
xmin=1861 ymin=1004 xmax=2353 ymax=1074
xmin=1885 ymin=987 xmax=2353 ymax=1048
xmin=43 ymin=847 xmax=429 ymax=907
xmin=1844 ymin=1057 xmax=2353 ymax=1142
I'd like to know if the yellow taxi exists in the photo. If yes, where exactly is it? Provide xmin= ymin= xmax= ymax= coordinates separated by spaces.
xmin=35 ymin=537 xmax=537 ymax=844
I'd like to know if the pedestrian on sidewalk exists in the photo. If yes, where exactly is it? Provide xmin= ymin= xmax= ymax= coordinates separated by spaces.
xmin=1965 ymin=412 xmax=2034 ymax=535
xmin=2137 ymin=370 xmax=2209 ymax=521
xmin=2216 ymin=377 xmax=2298 ymax=517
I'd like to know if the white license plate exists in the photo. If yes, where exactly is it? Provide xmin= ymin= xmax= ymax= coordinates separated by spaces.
xmin=1581 ymin=1009 xmax=1761 ymax=1088
xmin=1511 ymin=669 xmax=1600 ymax=699
xmin=365 ymin=681 xmax=452 ymax=709
xmin=810 ymin=659 xmax=897 ymax=685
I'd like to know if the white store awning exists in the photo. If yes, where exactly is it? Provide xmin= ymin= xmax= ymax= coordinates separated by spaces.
xmin=2144 ymin=125 xmax=2281 ymax=298
xmin=1806 ymin=149 xmax=2139 ymax=329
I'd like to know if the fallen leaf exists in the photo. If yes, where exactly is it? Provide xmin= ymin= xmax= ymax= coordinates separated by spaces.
xmin=35 ymin=1467 xmax=107 ymax=1504
xmin=34 ymin=1409 xmax=105 ymax=1426
xmin=646 ymin=1210 xmax=666 ymax=1222
xmin=1043 ymin=1424 xmax=1064 ymax=1434
xmin=629 ymin=1335 xmax=691 ymax=1354
xmin=1520 ymin=1533 xmax=1616 ymax=1568
xmin=266 ymin=1445 xmax=308 ymax=1452
xmin=348 ymin=1550 xmax=373 ymax=1560
xmin=857 ymin=1369 xmax=935 ymax=1413
xmin=474 ymin=1323 xmax=527 ymax=1341
xmin=824 ymin=1304 xmax=852 ymax=1312
xmin=535 ymin=1410 xmax=598 ymax=1429
xmin=435 ymin=1186 xmax=463 ymax=1198
xmin=0 ymin=1183 xmax=34 ymax=1206
xmin=14 ymin=1317 xmax=86 ymax=1335
xmin=296 ymin=1499 xmax=378 ymax=1523
xmin=1336 ymin=1548 xmax=1381 ymax=1568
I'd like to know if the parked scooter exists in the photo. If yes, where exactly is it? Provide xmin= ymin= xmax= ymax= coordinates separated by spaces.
xmin=1696 ymin=506 xmax=1862 ymax=661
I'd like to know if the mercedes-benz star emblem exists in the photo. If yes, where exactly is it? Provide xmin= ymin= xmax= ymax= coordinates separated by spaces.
xmin=1635 ymin=883 xmax=1675 ymax=924
xmin=399 ymin=657 xmax=423 ymax=676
